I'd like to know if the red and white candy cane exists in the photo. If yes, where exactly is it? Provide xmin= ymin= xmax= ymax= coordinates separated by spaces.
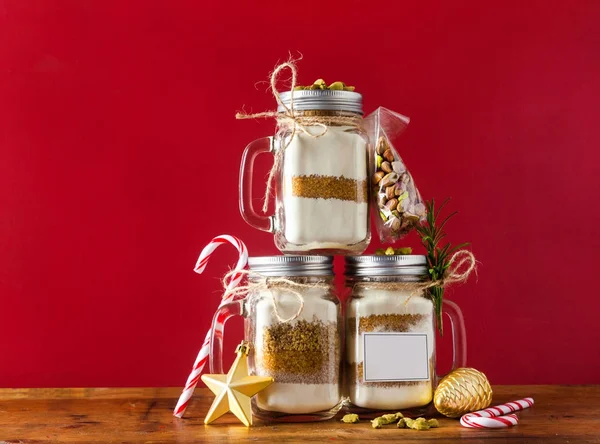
xmin=173 ymin=235 xmax=248 ymax=418
xmin=460 ymin=398 xmax=534 ymax=428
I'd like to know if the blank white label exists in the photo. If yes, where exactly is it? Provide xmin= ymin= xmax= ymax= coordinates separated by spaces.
xmin=363 ymin=333 xmax=430 ymax=382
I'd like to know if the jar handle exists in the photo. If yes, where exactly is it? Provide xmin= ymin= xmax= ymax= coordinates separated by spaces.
xmin=208 ymin=299 xmax=245 ymax=374
xmin=442 ymin=299 xmax=467 ymax=371
xmin=239 ymin=137 xmax=276 ymax=233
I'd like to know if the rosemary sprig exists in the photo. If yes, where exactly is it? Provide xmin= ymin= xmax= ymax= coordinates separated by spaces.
xmin=416 ymin=198 xmax=469 ymax=336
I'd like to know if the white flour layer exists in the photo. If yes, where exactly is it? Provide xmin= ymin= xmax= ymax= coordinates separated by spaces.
xmin=282 ymin=198 xmax=367 ymax=246
xmin=348 ymin=382 xmax=433 ymax=410
xmin=256 ymin=382 xmax=340 ymax=414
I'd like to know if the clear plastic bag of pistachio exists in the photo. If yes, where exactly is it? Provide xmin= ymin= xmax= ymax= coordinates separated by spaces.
xmin=364 ymin=107 xmax=426 ymax=242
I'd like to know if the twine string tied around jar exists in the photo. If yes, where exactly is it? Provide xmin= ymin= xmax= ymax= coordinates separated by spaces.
xmin=353 ymin=250 xmax=477 ymax=303
xmin=221 ymin=269 xmax=330 ymax=323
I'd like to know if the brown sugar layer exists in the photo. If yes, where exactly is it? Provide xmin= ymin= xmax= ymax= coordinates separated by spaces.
xmin=347 ymin=314 xmax=427 ymax=334
xmin=291 ymin=175 xmax=368 ymax=203
xmin=257 ymin=319 xmax=340 ymax=384
xmin=347 ymin=362 xmax=431 ymax=388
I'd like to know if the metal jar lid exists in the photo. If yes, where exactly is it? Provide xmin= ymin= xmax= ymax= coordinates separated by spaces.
xmin=277 ymin=90 xmax=363 ymax=115
xmin=248 ymin=255 xmax=334 ymax=277
xmin=345 ymin=255 xmax=428 ymax=277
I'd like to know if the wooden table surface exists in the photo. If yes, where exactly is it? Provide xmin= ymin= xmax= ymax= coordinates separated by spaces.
xmin=0 ymin=386 xmax=598 ymax=443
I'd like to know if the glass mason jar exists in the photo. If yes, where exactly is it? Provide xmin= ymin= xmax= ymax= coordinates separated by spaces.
xmin=239 ymin=90 xmax=371 ymax=255
xmin=344 ymin=255 xmax=466 ymax=415
xmin=209 ymin=256 xmax=342 ymax=422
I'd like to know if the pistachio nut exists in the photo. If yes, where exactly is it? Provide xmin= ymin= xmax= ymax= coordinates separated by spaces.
xmin=341 ymin=413 xmax=360 ymax=423
xmin=329 ymin=81 xmax=345 ymax=90
xmin=383 ymin=149 xmax=395 ymax=163
xmin=376 ymin=136 xmax=389 ymax=155
xmin=404 ymin=417 xmax=431 ymax=431
xmin=381 ymin=161 xmax=393 ymax=173
xmin=385 ymin=185 xmax=396 ymax=200
xmin=392 ymin=161 xmax=405 ymax=175
xmin=380 ymin=172 xmax=399 ymax=188
xmin=372 ymin=171 xmax=385 ymax=185
xmin=385 ymin=198 xmax=399 ymax=211
xmin=313 ymin=78 xmax=327 ymax=89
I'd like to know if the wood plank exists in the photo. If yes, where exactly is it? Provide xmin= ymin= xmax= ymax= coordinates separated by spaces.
xmin=0 ymin=386 xmax=598 ymax=443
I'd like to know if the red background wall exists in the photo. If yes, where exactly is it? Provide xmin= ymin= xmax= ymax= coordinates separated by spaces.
xmin=1 ymin=1 xmax=599 ymax=388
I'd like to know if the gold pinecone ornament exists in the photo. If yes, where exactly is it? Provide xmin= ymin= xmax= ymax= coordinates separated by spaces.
xmin=434 ymin=368 xmax=493 ymax=418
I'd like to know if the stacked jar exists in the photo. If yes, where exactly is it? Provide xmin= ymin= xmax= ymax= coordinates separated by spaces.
xmin=344 ymin=255 xmax=466 ymax=415
xmin=239 ymin=89 xmax=370 ymax=255
xmin=209 ymin=256 xmax=342 ymax=422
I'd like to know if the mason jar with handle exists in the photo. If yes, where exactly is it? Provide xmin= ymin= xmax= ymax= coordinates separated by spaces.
xmin=208 ymin=255 xmax=342 ymax=422
xmin=344 ymin=254 xmax=467 ymax=415
xmin=239 ymin=90 xmax=371 ymax=255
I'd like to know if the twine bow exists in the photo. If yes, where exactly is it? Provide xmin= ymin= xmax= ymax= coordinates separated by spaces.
xmin=236 ymin=59 xmax=362 ymax=213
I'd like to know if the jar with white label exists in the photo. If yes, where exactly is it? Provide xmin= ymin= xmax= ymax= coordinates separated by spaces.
xmin=344 ymin=255 xmax=466 ymax=415
xmin=239 ymin=90 xmax=370 ymax=255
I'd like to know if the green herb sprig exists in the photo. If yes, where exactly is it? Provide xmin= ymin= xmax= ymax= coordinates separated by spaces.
xmin=416 ymin=198 xmax=468 ymax=335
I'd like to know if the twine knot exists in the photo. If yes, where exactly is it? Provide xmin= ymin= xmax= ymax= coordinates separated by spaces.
xmin=221 ymin=269 xmax=331 ymax=324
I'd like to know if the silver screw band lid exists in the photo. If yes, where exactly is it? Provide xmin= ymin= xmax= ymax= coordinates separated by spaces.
xmin=277 ymin=90 xmax=363 ymax=115
xmin=248 ymin=255 xmax=334 ymax=277
xmin=345 ymin=255 xmax=428 ymax=277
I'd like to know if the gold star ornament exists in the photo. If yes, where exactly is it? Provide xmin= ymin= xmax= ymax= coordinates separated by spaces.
xmin=201 ymin=341 xmax=274 ymax=426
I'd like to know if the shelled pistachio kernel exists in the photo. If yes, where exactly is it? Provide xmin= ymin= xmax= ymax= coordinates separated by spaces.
xmin=403 ymin=417 xmax=431 ymax=431
xmin=384 ymin=246 xmax=396 ymax=255
xmin=341 ymin=413 xmax=360 ymax=424
xmin=294 ymin=80 xmax=356 ymax=91
xmin=395 ymin=247 xmax=412 ymax=255
xmin=312 ymin=79 xmax=327 ymax=90
xmin=371 ymin=413 xmax=403 ymax=429
xmin=427 ymin=419 xmax=439 ymax=428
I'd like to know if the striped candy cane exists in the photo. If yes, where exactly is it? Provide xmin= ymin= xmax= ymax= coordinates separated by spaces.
xmin=173 ymin=235 xmax=249 ymax=418
xmin=460 ymin=398 xmax=534 ymax=428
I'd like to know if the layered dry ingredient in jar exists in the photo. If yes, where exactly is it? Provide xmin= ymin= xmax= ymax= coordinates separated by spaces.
xmin=345 ymin=255 xmax=435 ymax=411
xmin=247 ymin=256 xmax=341 ymax=416
xmin=276 ymin=87 xmax=369 ymax=253
xmin=282 ymin=125 xmax=368 ymax=251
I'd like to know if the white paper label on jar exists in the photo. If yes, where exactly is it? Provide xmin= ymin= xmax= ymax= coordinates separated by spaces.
xmin=363 ymin=332 xmax=430 ymax=382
